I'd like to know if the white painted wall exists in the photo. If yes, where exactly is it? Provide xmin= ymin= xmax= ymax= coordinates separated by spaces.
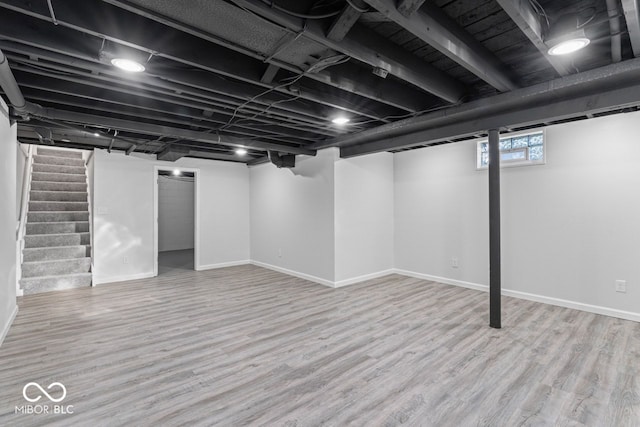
xmin=16 ymin=143 xmax=28 ymax=218
xmin=93 ymin=150 xmax=249 ymax=284
xmin=85 ymin=151 xmax=95 ymax=266
xmin=335 ymin=152 xmax=394 ymax=284
xmin=250 ymin=149 xmax=337 ymax=284
xmin=394 ymin=140 xmax=489 ymax=286
xmin=0 ymin=99 xmax=18 ymax=346
xmin=158 ymin=176 xmax=194 ymax=252
xmin=394 ymin=111 xmax=640 ymax=319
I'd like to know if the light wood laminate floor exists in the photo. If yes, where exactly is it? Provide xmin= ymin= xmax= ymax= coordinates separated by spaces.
xmin=0 ymin=265 xmax=638 ymax=426
xmin=158 ymin=249 xmax=195 ymax=276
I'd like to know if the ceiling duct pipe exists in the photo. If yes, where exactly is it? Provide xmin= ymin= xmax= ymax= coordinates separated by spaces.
xmin=606 ymin=0 xmax=623 ymax=62
xmin=0 ymin=48 xmax=44 ymax=118
xmin=33 ymin=126 xmax=54 ymax=145
xmin=268 ymin=151 xmax=296 ymax=168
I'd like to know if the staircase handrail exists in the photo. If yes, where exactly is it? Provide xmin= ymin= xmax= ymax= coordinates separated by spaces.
xmin=15 ymin=144 xmax=34 ymax=296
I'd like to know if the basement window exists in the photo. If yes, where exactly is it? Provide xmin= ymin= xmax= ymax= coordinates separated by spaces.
xmin=477 ymin=131 xmax=545 ymax=169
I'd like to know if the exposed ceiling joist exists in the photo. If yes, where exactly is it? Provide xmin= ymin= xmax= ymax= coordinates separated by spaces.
xmin=31 ymin=108 xmax=316 ymax=155
xmin=20 ymin=88 xmax=320 ymax=146
xmin=397 ymin=0 xmax=426 ymax=17
xmin=187 ymin=149 xmax=249 ymax=163
xmin=11 ymin=68 xmax=335 ymax=142
xmin=342 ymin=85 xmax=640 ymax=157
xmin=0 ymin=0 xmax=411 ymax=118
xmin=622 ymin=0 xmax=640 ymax=57
xmin=260 ymin=63 xmax=280 ymax=83
xmin=361 ymin=0 xmax=518 ymax=92
xmin=17 ymin=125 xmax=143 ymax=151
xmin=496 ymin=0 xmax=571 ymax=76
xmin=229 ymin=0 xmax=466 ymax=103
xmin=99 ymin=0 xmax=428 ymax=113
xmin=0 ymin=41 xmax=339 ymax=130
xmin=247 ymin=156 xmax=270 ymax=166
xmin=327 ymin=2 xmax=366 ymax=42
xmin=335 ymin=58 xmax=640 ymax=156
xmin=20 ymin=122 xmax=261 ymax=162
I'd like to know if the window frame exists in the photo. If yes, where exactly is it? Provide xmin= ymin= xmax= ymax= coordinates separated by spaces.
xmin=476 ymin=129 xmax=546 ymax=170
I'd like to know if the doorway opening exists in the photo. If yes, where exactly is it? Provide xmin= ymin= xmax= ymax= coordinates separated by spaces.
xmin=154 ymin=167 xmax=200 ymax=276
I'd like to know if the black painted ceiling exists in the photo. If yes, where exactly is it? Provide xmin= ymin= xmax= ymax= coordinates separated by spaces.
xmin=0 ymin=0 xmax=635 ymax=163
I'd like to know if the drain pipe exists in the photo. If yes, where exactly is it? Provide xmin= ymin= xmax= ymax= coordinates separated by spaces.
xmin=606 ymin=0 xmax=622 ymax=62
xmin=0 ymin=48 xmax=44 ymax=117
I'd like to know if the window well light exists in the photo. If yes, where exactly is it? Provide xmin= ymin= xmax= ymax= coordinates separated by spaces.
xmin=110 ymin=58 xmax=146 ymax=73
xmin=331 ymin=116 xmax=350 ymax=125
xmin=236 ymin=148 xmax=248 ymax=155
xmin=172 ymin=169 xmax=181 ymax=176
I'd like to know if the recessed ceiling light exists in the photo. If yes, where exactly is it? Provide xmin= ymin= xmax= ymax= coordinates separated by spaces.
xmin=172 ymin=169 xmax=181 ymax=176
xmin=236 ymin=148 xmax=247 ymax=155
xmin=332 ymin=116 xmax=350 ymax=125
xmin=110 ymin=58 xmax=146 ymax=72
xmin=548 ymin=38 xmax=590 ymax=56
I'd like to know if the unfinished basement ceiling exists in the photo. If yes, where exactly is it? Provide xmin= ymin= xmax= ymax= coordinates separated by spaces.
xmin=0 ymin=0 xmax=638 ymax=163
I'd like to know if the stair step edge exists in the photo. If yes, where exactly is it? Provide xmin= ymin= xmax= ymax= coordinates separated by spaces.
xmin=22 ymin=257 xmax=91 ymax=266
xmin=24 ymin=245 xmax=89 ymax=251
xmin=21 ymin=272 xmax=92 ymax=280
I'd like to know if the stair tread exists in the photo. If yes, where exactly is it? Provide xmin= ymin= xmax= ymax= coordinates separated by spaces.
xmin=30 ymin=181 xmax=87 ymax=185
xmin=29 ymin=211 xmax=89 ymax=216
xmin=34 ymin=154 xmax=84 ymax=160
xmin=24 ymin=244 xmax=89 ymax=251
xmin=28 ymin=221 xmax=89 ymax=225
xmin=31 ymin=191 xmax=88 ymax=194
xmin=33 ymin=164 xmax=85 ymax=168
xmin=26 ymin=232 xmax=89 ymax=237
xmin=22 ymin=257 xmax=91 ymax=265
xmin=32 ymin=171 xmax=86 ymax=175
xmin=21 ymin=272 xmax=92 ymax=280
xmin=30 ymin=201 xmax=89 ymax=205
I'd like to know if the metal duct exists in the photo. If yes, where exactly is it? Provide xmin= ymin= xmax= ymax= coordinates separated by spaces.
xmin=316 ymin=57 xmax=640 ymax=152
xmin=268 ymin=151 xmax=296 ymax=168
xmin=157 ymin=145 xmax=190 ymax=162
xmin=0 ymin=48 xmax=26 ymax=112
xmin=0 ymin=48 xmax=43 ymax=117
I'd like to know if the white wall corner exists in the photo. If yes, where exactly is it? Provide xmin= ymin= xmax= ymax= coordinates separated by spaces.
xmin=197 ymin=260 xmax=251 ymax=271
xmin=394 ymin=269 xmax=488 ymax=292
xmin=93 ymin=272 xmax=156 ymax=286
xmin=334 ymin=269 xmax=396 ymax=288
xmin=0 ymin=305 xmax=18 ymax=348
xmin=251 ymin=260 xmax=336 ymax=288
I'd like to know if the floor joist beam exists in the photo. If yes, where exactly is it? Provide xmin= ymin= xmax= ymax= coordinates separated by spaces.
xmin=229 ymin=0 xmax=466 ymax=103
xmin=362 ymin=0 xmax=518 ymax=92
xmin=34 ymin=108 xmax=316 ymax=155
xmin=622 ymin=0 xmax=640 ymax=57
xmin=496 ymin=0 xmax=571 ymax=76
